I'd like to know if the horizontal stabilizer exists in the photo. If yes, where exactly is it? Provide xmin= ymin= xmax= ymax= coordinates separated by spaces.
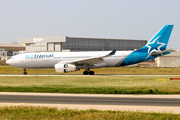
xmin=151 ymin=49 xmax=172 ymax=57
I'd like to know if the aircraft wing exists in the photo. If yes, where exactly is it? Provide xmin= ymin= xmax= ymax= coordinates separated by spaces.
xmin=66 ymin=50 xmax=116 ymax=66
xmin=151 ymin=49 xmax=172 ymax=57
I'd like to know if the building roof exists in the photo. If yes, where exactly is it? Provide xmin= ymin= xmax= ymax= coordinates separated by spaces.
xmin=67 ymin=36 xmax=147 ymax=41
xmin=0 ymin=43 xmax=25 ymax=51
xmin=18 ymin=36 xmax=66 ymax=43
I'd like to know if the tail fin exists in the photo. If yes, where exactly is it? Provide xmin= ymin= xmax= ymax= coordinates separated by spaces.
xmin=119 ymin=25 xmax=174 ymax=66
xmin=140 ymin=25 xmax=174 ymax=52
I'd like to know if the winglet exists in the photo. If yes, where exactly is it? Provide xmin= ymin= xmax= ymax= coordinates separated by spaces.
xmin=109 ymin=50 xmax=116 ymax=55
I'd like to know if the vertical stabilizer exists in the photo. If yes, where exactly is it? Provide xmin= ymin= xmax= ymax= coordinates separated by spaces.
xmin=140 ymin=25 xmax=174 ymax=52
xmin=119 ymin=25 xmax=174 ymax=66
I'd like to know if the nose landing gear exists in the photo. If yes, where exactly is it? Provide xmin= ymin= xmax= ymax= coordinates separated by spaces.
xmin=23 ymin=68 xmax=27 ymax=75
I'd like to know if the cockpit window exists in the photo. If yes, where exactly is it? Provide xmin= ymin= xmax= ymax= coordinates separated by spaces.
xmin=11 ymin=56 xmax=15 ymax=59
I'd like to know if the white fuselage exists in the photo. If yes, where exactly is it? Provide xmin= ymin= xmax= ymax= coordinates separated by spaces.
xmin=7 ymin=51 xmax=133 ymax=69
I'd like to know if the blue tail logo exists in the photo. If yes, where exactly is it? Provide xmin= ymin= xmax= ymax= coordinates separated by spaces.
xmin=145 ymin=35 xmax=166 ymax=60
xmin=146 ymin=35 xmax=165 ymax=53
xmin=140 ymin=25 xmax=174 ymax=60
xmin=119 ymin=25 xmax=174 ymax=66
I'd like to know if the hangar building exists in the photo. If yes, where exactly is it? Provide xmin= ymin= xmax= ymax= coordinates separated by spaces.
xmin=18 ymin=36 xmax=147 ymax=52
xmin=0 ymin=43 xmax=25 ymax=60
xmin=157 ymin=51 xmax=180 ymax=67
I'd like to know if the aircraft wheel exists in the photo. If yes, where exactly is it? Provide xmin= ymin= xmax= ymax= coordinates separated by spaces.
xmin=23 ymin=68 xmax=27 ymax=75
xmin=83 ymin=71 xmax=88 ymax=75
xmin=89 ymin=71 xmax=94 ymax=75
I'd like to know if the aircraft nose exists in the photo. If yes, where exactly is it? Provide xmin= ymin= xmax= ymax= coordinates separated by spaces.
xmin=6 ymin=58 xmax=20 ymax=67
xmin=6 ymin=59 xmax=11 ymax=65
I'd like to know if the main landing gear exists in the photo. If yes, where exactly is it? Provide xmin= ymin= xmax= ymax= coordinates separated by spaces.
xmin=83 ymin=70 xmax=94 ymax=75
xmin=23 ymin=68 xmax=27 ymax=75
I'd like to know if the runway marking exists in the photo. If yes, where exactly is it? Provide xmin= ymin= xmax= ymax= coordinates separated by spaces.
xmin=0 ymin=103 xmax=26 ymax=107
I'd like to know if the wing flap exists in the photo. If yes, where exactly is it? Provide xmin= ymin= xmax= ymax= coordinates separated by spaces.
xmin=71 ymin=56 xmax=106 ymax=66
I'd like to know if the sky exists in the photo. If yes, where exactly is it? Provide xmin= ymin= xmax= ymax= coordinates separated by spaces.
xmin=0 ymin=0 xmax=180 ymax=49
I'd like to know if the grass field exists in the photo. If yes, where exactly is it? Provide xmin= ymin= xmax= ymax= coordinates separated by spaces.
xmin=0 ymin=76 xmax=180 ymax=94
xmin=0 ymin=106 xmax=179 ymax=120
xmin=1 ymin=65 xmax=180 ymax=75
xmin=1 ymin=65 xmax=180 ymax=94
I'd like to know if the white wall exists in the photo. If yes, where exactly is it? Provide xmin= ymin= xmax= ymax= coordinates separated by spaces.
xmin=157 ymin=52 xmax=180 ymax=67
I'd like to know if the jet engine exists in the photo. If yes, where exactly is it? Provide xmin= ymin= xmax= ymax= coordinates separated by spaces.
xmin=55 ymin=63 xmax=76 ymax=73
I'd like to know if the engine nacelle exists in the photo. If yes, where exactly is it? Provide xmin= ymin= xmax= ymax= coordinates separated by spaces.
xmin=55 ymin=63 xmax=76 ymax=73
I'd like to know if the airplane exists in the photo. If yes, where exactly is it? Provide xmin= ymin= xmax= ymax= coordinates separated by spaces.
xmin=6 ymin=25 xmax=174 ymax=75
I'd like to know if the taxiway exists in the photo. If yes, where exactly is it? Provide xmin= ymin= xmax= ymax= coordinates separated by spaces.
xmin=0 ymin=92 xmax=180 ymax=114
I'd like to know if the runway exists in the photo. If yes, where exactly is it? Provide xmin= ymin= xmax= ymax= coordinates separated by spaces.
xmin=0 ymin=92 xmax=180 ymax=114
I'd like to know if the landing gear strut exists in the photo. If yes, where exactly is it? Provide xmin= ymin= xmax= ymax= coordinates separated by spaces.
xmin=83 ymin=70 xmax=94 ymax=75
xmin=23 ymin=68 xmax=27 ymax=75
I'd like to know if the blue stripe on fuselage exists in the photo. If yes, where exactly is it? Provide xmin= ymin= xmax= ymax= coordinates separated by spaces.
xmin=119 ymin=50 xmax=171 ymax=66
